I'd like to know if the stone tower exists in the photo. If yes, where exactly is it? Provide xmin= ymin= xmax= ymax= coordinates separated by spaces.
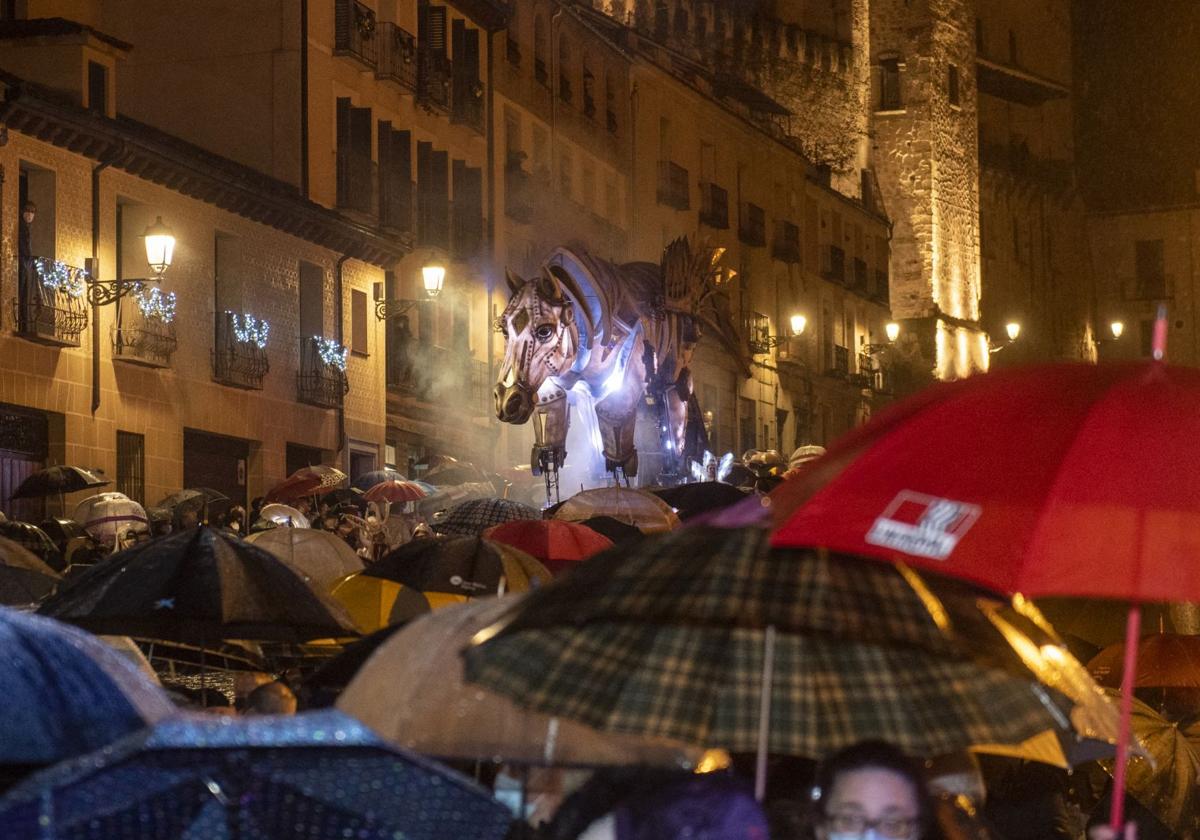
xmin=869 ymin=0 xmax=987 ymax=378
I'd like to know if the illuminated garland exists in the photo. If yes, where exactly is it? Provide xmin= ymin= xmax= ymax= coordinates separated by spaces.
xmin=35 ymin=259 xmax=87 ymax=298
xmin=227 ymin=311 xmax=270 ymax=349
xmin=314 ymin=336 xmax=348 ymax=371
xmin=132 ymin=284 xmax=177 ymax=323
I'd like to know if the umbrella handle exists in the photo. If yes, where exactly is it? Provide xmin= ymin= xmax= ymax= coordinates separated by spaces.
xmin=754 ymin=624 xmax=776 ymax=803
xmin=1109 ymin=603 xmax=1141 ymax=832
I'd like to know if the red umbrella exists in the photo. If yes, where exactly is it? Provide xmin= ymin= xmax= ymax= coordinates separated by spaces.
xmin=363 ymin=480 xmax=428 ymax=504
xmin=266 ymin=466 xmax=348 ymax=503
xmin=483 ymin=519 xmax=612 ymax=575
xmin=771 ymin=322 xmax=1196 ymax=829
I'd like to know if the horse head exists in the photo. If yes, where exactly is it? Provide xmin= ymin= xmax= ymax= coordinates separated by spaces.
xmin=493 ymin=266 xmax=582 ymax=424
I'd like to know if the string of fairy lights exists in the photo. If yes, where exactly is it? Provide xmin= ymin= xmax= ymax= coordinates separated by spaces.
xmin=314 ymin=336 xmax=349 ymax=371
xmin=227 ymin=311 xmax=270 ymax=348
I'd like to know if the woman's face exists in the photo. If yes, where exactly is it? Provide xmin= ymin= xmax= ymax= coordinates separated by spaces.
xmin=816 ymin=767 xmax=921 ymax=840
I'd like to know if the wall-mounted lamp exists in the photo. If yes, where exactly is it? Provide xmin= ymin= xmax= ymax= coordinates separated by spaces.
xmin=885 ymin=321 xmax=900 ymax=343
xmin=84 ymin=216 xmax=176 ymax=307
xmin=789 ymin=313 xmax=807 ymax=337
xmin=375 ymin=255 xmax=446 ymax=320
xmin=1109 ymin=320 xmax=1125 ymax=340
xmin=990 ymin=320 xmax=1022 ymax=354
xmin=863 ymin=322 xmax=901 ymax=355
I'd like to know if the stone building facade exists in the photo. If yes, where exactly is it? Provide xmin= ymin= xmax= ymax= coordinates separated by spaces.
xmin=0 ymin=29 xmax=400 ymax=518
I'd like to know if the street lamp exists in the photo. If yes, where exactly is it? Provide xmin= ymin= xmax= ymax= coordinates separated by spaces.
xmin=990 ymin=320 xmax=1022 ymax=354
xmin=1109 ymin=320 xmax=1125 ymax=340
xmin=84 ymin=217 xmax=176 ymax=306
xmin=375 ymin=255 xmax=446 ymax=320
xmin=752 ymin=312 xmax=807 ymax=353
xmin=885 ymin=321 xmax=900 ymax=343
xmin=862 ymin=322 xmax=901 ymax=355
xmin=789 ymin=314 xmax=807 ymax=337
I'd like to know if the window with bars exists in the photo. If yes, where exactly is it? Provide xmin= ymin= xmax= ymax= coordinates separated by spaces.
xmin=117 ymin=431 xmax=145 ymax=504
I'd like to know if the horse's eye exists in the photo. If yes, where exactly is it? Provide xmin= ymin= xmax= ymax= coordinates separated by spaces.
xmin=535 ymin=324 xmax=555 ymax=341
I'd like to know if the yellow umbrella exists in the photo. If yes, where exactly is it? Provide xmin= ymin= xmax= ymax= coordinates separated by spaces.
xmin=552 ymin=488 xmax=680 ymax=533
xmin=330 ymin=574 xmax=432 ymax=634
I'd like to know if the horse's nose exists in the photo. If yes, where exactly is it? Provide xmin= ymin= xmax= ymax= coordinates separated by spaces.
xmin=494 ymin=384 xmax=532 ymax=422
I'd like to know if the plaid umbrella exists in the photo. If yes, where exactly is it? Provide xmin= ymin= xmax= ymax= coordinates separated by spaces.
xmin=463 ymin=527 xmax=1119 ymax=763
xmin=432 ymin=498 xmax=540 ymax=536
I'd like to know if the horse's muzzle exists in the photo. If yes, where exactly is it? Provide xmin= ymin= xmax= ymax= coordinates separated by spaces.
xmin=494 ymin=382 xmax=534 ymax=424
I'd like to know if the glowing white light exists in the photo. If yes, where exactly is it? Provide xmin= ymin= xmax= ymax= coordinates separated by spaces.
xmin=600 ymin=367 xmax=626 ymax=401
xmin=885 ymin=321 xmax=900 ymax=342
xmin=790 ymin=314 xmax=806 ymax=336
xmin=717 ymin=452 xmax=734 ymax=481
xmin=1110 ymin=321 xmax=1125 ymax=339
xmin=1006 ymin=322 xmax=1021 ymax=342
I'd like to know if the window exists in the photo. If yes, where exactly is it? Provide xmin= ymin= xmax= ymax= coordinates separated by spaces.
xmin=558 ymin=36 xmax=573 ymax=104
xmin=559 ymin=148 xmax=573 ymax=199
xmin=87 ymin=61 xmax=107 ymax=114
xmin=1008 ymin=29 xmax=1018 ymax=65
xmin=1135 ymin=239 xmax=1167 ymax=299
xmin=948 ymin=64 xmax=960 ymax=106
xmin=299 ymin=261 xmax=324 ymax=338
xmin=879 ymin=58 xmax=902 ymax=110
xmin=116 ymin=431 xmax=145 ymax=505
xmin=975 ymin=18 xmax=984 ymax=53
xmin=534 ymin=15 xmax=548 ymax=86
xmin=350 ymin=288 xmax=368 ymax=355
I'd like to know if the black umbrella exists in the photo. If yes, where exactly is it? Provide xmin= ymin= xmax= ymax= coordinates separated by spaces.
xmin=11 ymin=466 xmax=109 ymax=500
xmin=39 ymin=526 xmax=358 ymax=643
xmin=0 ymin=536 xmax=61 ymax=604
xmin=157 ymin=488 xmax=231 ymax=524
xmin=578 ymin=515 xmax=644 ymax=544
xmin=0 ymin=520 xmax=64 ymax=572
xmin=300 ymin=623 xmax=409 ymax=708
xmin=366 ymin=537 xmax=550 ymax=597
xmin=650 ymin=482 xmax=748 ymax=520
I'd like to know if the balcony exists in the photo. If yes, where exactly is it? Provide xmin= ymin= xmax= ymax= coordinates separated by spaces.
xmin=213 ymin=311 xmax=269 ymax=390
xmin=12 ymin=258 xmax=88 ymax=347
xmin=418 ymin=49 xmax=451 ymax=112
xmin=112 ymin=300 xmax=178 ymax=368
xmin=376 ymin=22 xmax=417 ymax=92
xmin=821 ymin=245 xmax=846 ymax=284
xmin=656 ymin=161 xmax=690 ymax=211
xmin=334 ymin=0 xmax=378 ymax=69
xmin=772 ymin=220 xmax=801 ymax=263
xmin=504 ymin=157 xmax=535 ymax=223
xmin=699 ymin=182 xmax=729 ymax=229
xmin=452 ymin=77 xmax=485 ymax=134
xmin=739 ymin=203 xmax=766 ymax=247
xmin=744 ymin=311 xmax=772 ymax=356
xmin=336 ymin=149 xmax=378 ymax=216
xmin=388 ymin=341 xmax=487 ymax=411
xmin=857 ymin=353 xmax=893 ymax=395
xmin=297 ymin=337 xmax=349 ymax=409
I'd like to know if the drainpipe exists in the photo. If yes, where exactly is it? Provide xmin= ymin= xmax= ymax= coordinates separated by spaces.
xmin=91 ymin=153 xmax=119 ymax=415
xmin=335 ymin=254 xmax=349 ymax=462
xmin=629 ymin=79 xmax=638 ymax=252
xmin=486 ymin=24 xmax=496 ymax=388
xmin=300 ymin=0 xmax=310 ymax=198
xmin=550 ymin=5 xmax=563 ymax=169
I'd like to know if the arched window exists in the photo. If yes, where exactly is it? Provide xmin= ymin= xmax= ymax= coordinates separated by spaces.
xmin=558 ymin=36 xmax=573 ymax=104
xmin=534 ymin=15 xmax=548 ymax=86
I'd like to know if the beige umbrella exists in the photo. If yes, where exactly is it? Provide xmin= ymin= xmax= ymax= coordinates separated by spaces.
xmin=552 ymin=487 xmax=680 ymax=533
xmin=246 ymin=527 xmax=365 ymax=590
xmin=338 ymin=595 xmax=701 ymax=767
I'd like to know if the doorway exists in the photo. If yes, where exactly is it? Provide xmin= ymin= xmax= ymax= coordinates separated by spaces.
xmin=183 ymin=428 xmax=250 ymax=512
xmin=0 ymin=403 xmax=49 ymax=522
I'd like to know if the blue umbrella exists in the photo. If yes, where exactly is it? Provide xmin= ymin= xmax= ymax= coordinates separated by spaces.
xmin=0 ymin=710 xmax=513 ymax=840
xmin=352 ymin=469 xmax=406 ymax=492
xmin=0 ymin=607 xmax=173 ymax=765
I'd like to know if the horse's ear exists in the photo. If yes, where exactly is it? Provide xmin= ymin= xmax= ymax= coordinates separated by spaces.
xmin=505 ymin=269 xmax=523 ymax=295
xmin=537 ymin=269 xmax=563 ymax=304
xmin=561 ymin=304 xmax=575 ymax=324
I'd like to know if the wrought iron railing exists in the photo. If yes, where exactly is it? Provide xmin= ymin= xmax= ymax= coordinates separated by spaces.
xmin=827 ymin=345 xmax=849 ymax=378
xmin=333 ymin=0 xmax=378 ymax=68
xmin=376 ymin=21 xmax=417 ymax=91
xmin=336 ymin=149 xmax=378 ymax=216
xmin=418 ymin=49 xmax=451 ymax=112
xmin=13 ymin=257 xmax=88 ymax=346
xmin=113 ymin=304 xmax=177 ymax=367
xmin=857 ymin=353 xmax=893 ymax=394
xmin=297 ymin=336 xmax=349 ymax=409
xmin=744 ymin=311 xmax=772 ymax=356
xmin=822 ymin=245 xmax=846 ymax=283
xmin=213 ymin=311 xmax=269 ymax=390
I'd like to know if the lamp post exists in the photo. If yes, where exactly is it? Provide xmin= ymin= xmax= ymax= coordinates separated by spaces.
xmin=751 ymin=313 xmax=806 ymax=354
xmin=375 ymin=255 xmax=446 ymax=320
xmin=85 ymin=217 xmax=177 ymax=412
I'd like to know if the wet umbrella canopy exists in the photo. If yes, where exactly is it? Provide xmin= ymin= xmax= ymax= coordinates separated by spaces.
xmin=11 ymin=466 xmax=109 ymax=500
xmin=0 ymin=710 xmax=513 ymax=840
xmin=0 ymin=607 xmax=173 ymax=765
xmin=431 ymin=498 xmax=541 ymax=537
xmin=0 ymin=535 xmax=61 ymax=604
xmin=38 ymin=526 xmax=358 ymax=643
xmin=367 ymin=536 xmax=551 ymax=597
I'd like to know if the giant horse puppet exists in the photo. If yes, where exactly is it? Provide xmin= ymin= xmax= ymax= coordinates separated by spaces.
xmin=494 ymin=238 xmax=747 ymax=498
